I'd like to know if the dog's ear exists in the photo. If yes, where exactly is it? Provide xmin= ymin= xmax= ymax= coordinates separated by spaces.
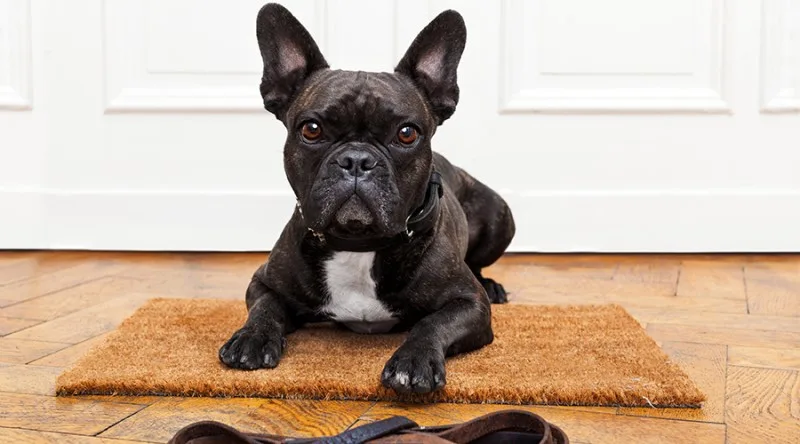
xmin=256 ymin=3 xmax=328 ymax=121
xmin=395 ymin=10 xmax=466 ymax=125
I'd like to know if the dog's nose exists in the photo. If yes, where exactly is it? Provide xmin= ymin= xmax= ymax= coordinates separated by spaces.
xmin=335 ymin=150 xmax=377 ymax=177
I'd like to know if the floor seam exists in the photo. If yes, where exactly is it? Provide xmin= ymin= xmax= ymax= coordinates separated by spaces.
xmin=0 ymin=318 xmax=48 ymax=337
xmin=346 ymin=401 xmax=379 ymax=430
xmin=741 ymin=265 xmax=750 ymax=314
xmin=92 ymin=403 xmax=150 ymax=437
xmin=723 ymin=345 xmax=730 ymax=434
xmin=673 ymin=263 xmax=682 ymax=296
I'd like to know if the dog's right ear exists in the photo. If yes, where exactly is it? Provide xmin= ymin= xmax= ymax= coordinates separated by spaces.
xmin=256 ymin=3 xmax=328 ymax=121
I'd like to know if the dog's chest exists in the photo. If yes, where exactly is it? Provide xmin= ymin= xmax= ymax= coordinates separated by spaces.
xmin=321 ymin=252 xmax=397 ymax=334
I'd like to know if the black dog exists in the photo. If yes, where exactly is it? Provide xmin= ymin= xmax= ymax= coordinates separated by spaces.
xmin=219 ymin=3 xmax=515 ymax=395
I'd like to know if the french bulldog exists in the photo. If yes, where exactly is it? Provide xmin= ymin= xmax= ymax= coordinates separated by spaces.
xmin=219 ymin=2 xmax=516 ymax=395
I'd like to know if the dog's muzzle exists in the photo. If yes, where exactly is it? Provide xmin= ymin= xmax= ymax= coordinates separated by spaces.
xmin=300 ymin=171 xmax=444 ymax=252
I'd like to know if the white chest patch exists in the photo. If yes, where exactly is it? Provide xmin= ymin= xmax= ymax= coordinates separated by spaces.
xmin=321 ymin=251 xmax=397 ymax=333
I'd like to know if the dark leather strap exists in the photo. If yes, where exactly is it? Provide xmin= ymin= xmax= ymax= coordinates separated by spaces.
xmin=168 ymin=409 xmax=569 ymax=444
xmin=384 ymin=410 xmax=569 ymax=444
xmin=167 ymin=420 xmax=264 ymax=444
xmin=405 ymin=171 xmax=443 ymax=237
xmin=315 ymin=416 xmax=419 ymax=444
xmin=433 ymin=410 xmax=549 ymax=441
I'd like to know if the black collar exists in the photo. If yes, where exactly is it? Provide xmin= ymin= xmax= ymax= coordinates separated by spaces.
xmin=310 ymin=171 xmax=444 ymax=252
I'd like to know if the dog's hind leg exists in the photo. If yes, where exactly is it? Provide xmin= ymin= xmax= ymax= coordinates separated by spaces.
xmin=459 ymin=174 xmax=516 ymax=304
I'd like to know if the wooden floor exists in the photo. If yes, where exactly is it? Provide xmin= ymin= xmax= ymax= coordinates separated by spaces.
xmin=0 ymin=252 xmax=798 ymax=443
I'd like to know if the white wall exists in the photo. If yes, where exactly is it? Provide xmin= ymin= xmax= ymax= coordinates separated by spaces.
xmin=1 ymin=0 xmax=799 ymax=252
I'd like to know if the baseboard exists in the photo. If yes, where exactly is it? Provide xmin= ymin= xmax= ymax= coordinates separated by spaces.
xmin=0 ymin=189 xmax=47 ymax=249
xmin=1 ymin=189 xmax=799 ymax=252
xmin=499 ymin=189 xmax=800 ymax=252
xmin=0 ymin=189 xmax=295 ymax=251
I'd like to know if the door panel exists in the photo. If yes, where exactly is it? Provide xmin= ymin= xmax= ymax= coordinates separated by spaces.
xmin=0 ymin=0 xmax=45 ymax=248
xmin=0 ymin=0 xmax=798 ymax=252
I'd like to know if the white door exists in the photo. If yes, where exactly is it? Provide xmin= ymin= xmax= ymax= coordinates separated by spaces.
xmin=1 ymin=0 xmax=799 ymax=252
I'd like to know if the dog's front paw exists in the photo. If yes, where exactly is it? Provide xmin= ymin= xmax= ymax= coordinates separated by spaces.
xmin=381 ymin=345 xmax=446 ymax=394
xmin=218 ymin=327 xmax=285 ymax=370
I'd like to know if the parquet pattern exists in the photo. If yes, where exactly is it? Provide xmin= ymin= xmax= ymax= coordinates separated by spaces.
xmin=0 ymin=251 xmax=798 ymax=443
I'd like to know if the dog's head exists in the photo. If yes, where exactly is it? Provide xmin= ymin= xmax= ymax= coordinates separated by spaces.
xmin=256 ymin=3 xmax=466 ymax=242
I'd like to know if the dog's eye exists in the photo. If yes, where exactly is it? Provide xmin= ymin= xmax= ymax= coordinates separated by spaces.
xmin=301 ymin=121 xmax=322 ymax=142
xmin=397 ymin=126 xmax=418 ymax=145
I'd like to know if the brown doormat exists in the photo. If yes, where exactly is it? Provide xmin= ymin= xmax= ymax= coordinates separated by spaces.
xmin=56 ymin=298 xmax=704 ymax=408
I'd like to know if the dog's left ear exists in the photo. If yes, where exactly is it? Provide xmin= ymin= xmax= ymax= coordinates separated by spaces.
xmin=395 ymin=10 xmax=466 ymax=125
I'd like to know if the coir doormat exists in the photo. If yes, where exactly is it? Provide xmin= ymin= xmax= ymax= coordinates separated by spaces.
xmin=56 ymin=298 xmax=704 ymax=407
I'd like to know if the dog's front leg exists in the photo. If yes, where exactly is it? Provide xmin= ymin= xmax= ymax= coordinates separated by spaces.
xmin=219 ymin=272 xmax=292 ymax=370
xmin=381 ymin=295 xmax=492 ymax=394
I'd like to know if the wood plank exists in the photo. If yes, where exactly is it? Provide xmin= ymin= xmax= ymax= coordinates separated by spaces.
xmin=0 ymin=392 xmax=144 ymax=435
xmin=0 ymin=262 xmax=126 ymax=308
xmin=30 ymin=333 xmax=111 ymax=367
xmin=646 ymin=323 xmax=800 ymax=349
xmin=179 ymin=252 xmax=266 ymax=272
xmin=614 ymin=261 xmax=681 ymax=285
xmin=359 ymin=402 xmax=725 ymax=444
xmin=0 ymin=337 xmax=69 ymax=364
xmin=0 ymin=258 xmax=34 ymax=286
xmin=0 ymin=363 xmax=61 ymax=395
xmin=0 ymin=427 xmax=146 ymax=444
xmin=0 ymin=277 xmax=150 ymax=321
xmin=0 ymin=251 xmax=797 ymax=444
xmin=6 ymin=294 xmax=155 ymax=344
xmin=493 ymin=253 xmax=621 ymax=269
xmin=114 ymin=267 xmax=251 ymax=299
xmin=119 ymin=260 xmax=256 ymax=280
xmin=627 ymin=308 xmax=800 ymax=333
xmin=726 ymin=366 xmax=800 ymax=443
xmin=745 ymin=266 xmax=800 ymax=317
xmin=729 ymin=346 xmax=800 ymax=371
xmin=100 ymin=397 xmax=374 ymax=443
xmin=484 ymin=262 xmax=617 ymax=284
xmin=0 ymin=252 xmax=96 ymax=287
xmin=618 ymin=342 xmax=726 ymax=423
xmin=746 ymin=261 xmax=800 ymax=274
xmin=0 ymin=316 xmax=40 ymax=336
xmin=84 ymin=252 xmax=254 ymax=276
xmin=676 ymin=260 xmax=746 ymax=300
xmin=508 ymin=277 xmax=746 ymax=313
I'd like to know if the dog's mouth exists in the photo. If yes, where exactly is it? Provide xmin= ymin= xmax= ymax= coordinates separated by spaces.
xmin=326 ymin=194 xmax=381 ymax=238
